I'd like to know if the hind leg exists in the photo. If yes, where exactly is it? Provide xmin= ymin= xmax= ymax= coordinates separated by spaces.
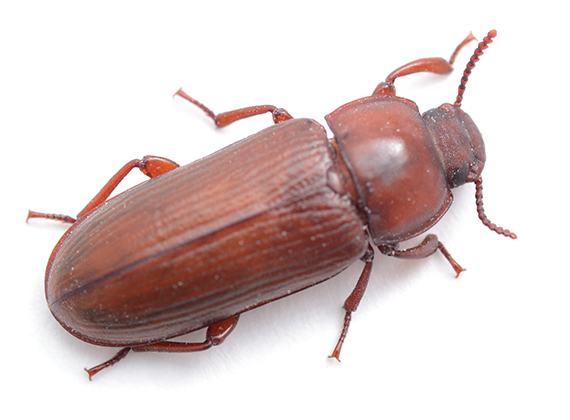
xmin=85 ymin=316 xmax=240 ymax=380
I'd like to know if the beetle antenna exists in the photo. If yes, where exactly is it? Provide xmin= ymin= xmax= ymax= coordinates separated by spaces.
xmin=475 ymin=177 xmax=517 ymax=239
xmin=454 ymin=29 xmax=497 ymax=108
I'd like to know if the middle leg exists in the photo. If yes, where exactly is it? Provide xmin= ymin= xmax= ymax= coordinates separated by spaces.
xmin=174 ymin=88 xmax=293 ymax=127
xmin=329 ymin=244 xmax=375 ymax=361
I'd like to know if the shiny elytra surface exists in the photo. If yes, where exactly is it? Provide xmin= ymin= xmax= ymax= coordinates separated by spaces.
xmin=46 ymin=118 xmax=367 ymax=347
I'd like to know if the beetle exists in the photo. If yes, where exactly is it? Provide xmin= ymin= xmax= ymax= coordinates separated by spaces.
xmin=28 ymin=30 xmax=515 ymax=379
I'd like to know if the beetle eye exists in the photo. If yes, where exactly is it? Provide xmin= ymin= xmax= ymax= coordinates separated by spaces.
xmin=451 ymin=164 xmax=469 ymax=188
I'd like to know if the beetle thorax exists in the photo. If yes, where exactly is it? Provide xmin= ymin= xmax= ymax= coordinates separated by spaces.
xmin=326 ymin=95 xmax=453 ymax=245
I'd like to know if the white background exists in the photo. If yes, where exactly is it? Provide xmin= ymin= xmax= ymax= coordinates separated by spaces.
xmin=1 ymin=1 xmax=568 ymax=419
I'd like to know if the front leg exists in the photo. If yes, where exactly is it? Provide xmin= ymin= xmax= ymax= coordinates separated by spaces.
xmin=372 ymin=32 xmax=476 ymax=96
xmin=378 ymin=234 xmax=465 ymax=277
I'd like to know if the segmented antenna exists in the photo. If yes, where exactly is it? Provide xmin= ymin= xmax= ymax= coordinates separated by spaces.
xmin=475 ymin=177 xmax=517 ymax=239
xmin=454 ymin=29 xmax=497 ymax=107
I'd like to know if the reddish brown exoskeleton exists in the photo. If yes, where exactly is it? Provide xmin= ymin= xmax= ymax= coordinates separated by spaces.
xmin=29 ymin=30 xmax=515 ymax=379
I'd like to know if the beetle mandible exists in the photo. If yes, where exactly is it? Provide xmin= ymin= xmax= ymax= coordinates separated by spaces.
xmin=28 ymin=30 xmax=516 ymax=379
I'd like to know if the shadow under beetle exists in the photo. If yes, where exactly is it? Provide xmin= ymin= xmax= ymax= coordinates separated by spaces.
xmin=29 ymin=30 xmax=516 ymax=379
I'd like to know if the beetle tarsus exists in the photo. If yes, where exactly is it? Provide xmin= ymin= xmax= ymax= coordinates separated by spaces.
xmin=85 ymin=347 xmax=131 ymax=380
xmin=448 ymin=32 xmax=476 ymax=65
xmin=174 ymin=88 xmax=217 ymax=122
xmin=26 ymin=210 xmax=76 ymax=224
xmin=437 ymin=242 xmax=466 ymax=277
xmin=329 ymin=312 xmax=351 ymax=362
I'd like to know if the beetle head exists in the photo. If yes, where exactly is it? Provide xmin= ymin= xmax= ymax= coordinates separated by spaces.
xmin=422 ymin=104 xmax=485 ymax=188
xmin=421 ymin=30 xmax=515 ymax=239
xmin=421 ymin=29 xmax=499 ymax=189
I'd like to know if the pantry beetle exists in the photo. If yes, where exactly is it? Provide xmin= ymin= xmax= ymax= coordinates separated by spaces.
xmin=28 ymin=30 xmax=515 ymax=379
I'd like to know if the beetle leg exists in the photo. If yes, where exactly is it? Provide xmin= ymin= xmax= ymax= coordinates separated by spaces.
xmin=132 ymin=316 xmax=240 ymax=354
xmin=26 ymin=210 xmax=77 ymax=224
xmin=373 ymin=32 xmax=476 ymax=96
xmin=329 ymin=244 xmax=375 ymax=362
xmin=174 ymin=88 xmax=293 ymax=127
xmin=378 ymin=234 xmax=465 ymax=277
xmin=84 ymin=347 xmax=131 ymax=380
xmin=133 ymin=316 xmax=239 ymax=353
xmin=27 ymin=155 xmax=180 ymax=224
xmin=83 ymin=316 xmax=239 ymax=379
xmin=76 ymin=155 xmax=180 ymax=218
